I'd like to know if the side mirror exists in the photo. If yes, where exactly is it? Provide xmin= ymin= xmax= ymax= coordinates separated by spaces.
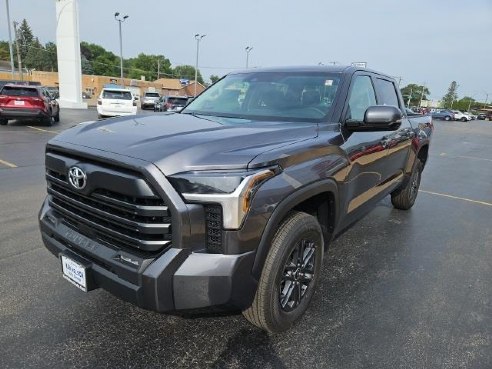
xmin=347 ymin=105 xmax=402 ymax=131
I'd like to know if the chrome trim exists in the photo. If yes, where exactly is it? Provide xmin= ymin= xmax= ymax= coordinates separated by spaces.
xmin=182 ymin=169 xmax=273 ymax=229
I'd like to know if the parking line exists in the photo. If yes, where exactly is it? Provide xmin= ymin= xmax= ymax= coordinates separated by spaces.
xmin=26 ymin=126 xmax=59 ymax=134
xmin=0 ymin=158 xmax=18 ymax=168
xmin=419 ymin=190 xmax=492 ymax=207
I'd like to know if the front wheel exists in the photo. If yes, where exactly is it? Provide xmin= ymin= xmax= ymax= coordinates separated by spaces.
xmin=242 ymin=211 xmax=324 ymax=333
xmin=461 ymin=117 xmax=467 ymax=122
xmin=44 ymin=112 xmax=55 ymax=126
xmin=444 ymin=116 xmax=451 ymax=121
xmin=0 ymin=118 xmax=7 ymax=126
xmin=54 ymin=110 xmax=60 ymax=122
xmin=391 ymin=160 xmax=423 ymax=210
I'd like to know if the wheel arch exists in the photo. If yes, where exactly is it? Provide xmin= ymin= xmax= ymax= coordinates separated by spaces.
xmin=251 ymin=179 xmax=339 ymax=280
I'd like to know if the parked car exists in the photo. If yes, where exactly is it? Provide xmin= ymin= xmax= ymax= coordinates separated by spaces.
xmin=155 ymin=96 xmax=189 ymax=112
xmin=140 ymin=91 xmax=160 ymax=110
xmin=431 ymin=109 xmax=455 ymax=121
xmin=477 ymin=113 xmax=488 ymax=120
xmin=39 ymin=66 xmax=433 ymax=333
xmin=45 ymin=86 xmax=60 ymax=99
xmin=97 ymin=87 xmax=137 ymax=119
xmin=463 ymin=112 xmax=477 ymax=120
xmin=452 ymin=110 xmax=472 ymax=122
xmin=0 ymin=84 xmax=60 ymax=126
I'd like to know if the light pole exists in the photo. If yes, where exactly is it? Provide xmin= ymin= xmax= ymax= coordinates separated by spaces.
xmin=194 ymin=34 xmax=205 ymax=97
xmin=5 ymin=0 xmax=15 ymax=78
xmin=484 ymin=93 xmax=489 ymax=108
xmin=245 ymin=46 xmax=253 ymax=68
xmin=12 ymin=21 xmax=22 ymax=81
xmin=114 ymin=12 xmax=129 ymax=85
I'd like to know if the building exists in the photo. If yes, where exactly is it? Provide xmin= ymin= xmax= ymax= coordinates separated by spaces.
xmin=0 ymin=69 xmax=207 ymax=105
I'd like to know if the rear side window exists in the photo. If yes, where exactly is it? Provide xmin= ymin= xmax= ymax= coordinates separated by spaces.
xmin=375 ymin=78 xmax=399 ymax=107
xmin=1 ymin=86 xmax=39 ymax=97
xmin=168 ymin=97 xmax=188 ymax=105
xmin=346 ymin=75 xmax=377 ymax=122
xmin=102 ymin=90 xmax=132 ymax=100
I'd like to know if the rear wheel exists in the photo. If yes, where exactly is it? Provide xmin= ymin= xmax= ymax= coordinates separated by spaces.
xmin=391 ymin=160 xmax=423 ymax=210
xmin=44 ymin=111 xmax=55 ymax=126
xmin=242 ymin=211 xmax=324 ymax=333
xmin=0 ymin=118 xmax=7 ymax=126
xmin=54 ymin=110 xmax=60 ymax=122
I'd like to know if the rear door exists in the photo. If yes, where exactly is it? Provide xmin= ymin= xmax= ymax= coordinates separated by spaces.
xmin=374 ymin=77 xmax=414 ymax=178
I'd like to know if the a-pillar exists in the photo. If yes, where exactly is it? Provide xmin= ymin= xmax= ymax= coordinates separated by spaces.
xmin=55 ymin=0 xmax=87 ymax=109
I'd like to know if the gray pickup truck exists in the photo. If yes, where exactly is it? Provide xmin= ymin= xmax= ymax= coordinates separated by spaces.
xmin=39 ymin=66 xmax=433 ymax=332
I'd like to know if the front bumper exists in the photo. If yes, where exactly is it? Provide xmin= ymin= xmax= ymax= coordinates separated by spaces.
xmin=39 ymin=198 xmax=257 ymax=312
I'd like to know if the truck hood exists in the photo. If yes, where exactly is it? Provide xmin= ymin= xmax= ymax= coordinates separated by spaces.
xmin=52 ymin=113 xmax=318 ymax=175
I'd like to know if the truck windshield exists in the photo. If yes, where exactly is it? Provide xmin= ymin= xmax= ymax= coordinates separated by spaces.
xmin=182 ymin=72 xmax=341 ymax=122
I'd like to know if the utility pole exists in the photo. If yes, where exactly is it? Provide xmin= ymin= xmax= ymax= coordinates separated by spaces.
xmin=407 ymin=87 xmax=413 ymax=107
xmin=13 ymin=21 xmax=22 ymax=81
xmin=5 ymin=0 xmax=15 ymax=78
xmin=157 ymin=58 xmax=160 ymax=80
xmin=484 ymin=93 xmax=489 ymax=108
xmin=419 ymin=84 xmax=426 ymax=108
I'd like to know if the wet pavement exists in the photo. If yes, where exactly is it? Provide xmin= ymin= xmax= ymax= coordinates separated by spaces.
xmin=0 ymin=111 xmax=491 ymax=368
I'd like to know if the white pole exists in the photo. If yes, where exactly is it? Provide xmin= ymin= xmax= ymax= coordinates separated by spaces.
xmin=194 ymin=34 xmax=205 ymax=97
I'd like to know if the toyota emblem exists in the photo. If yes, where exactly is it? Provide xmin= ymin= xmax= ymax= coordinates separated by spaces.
xmin=68 ymin=166 xmax=87 ymax=190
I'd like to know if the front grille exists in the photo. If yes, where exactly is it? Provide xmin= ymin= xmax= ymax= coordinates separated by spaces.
xmin=45 ymin=162 xmax=172 ymax=254
xmin=205 ymin=205 xmax=223 ymax=253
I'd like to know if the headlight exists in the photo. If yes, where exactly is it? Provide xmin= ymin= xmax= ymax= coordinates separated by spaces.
xmin=169 ymin=168 xmax=277 ymax=229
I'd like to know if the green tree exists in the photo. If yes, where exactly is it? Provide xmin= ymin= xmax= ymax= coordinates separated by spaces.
xmin=400 ymin=84 xmax=430 ymax=107
xmin=44 ymin=42 xmax=58 ymax=71
xmin=453 ymin=96 xmax=477 ymax=112
xmin=0 ymin=41 xmax=11 ymax=60
xmin=17 ymin=19 xmax=34 ymax=62
xmin=80 ymin=42 xmax=119 ymax=76
xmin=210 ymin=74 xmax=221 ymax=84
xmin=126 ymin=53 xmax=172 ymax=81
xmin=173 ymin=65 xmax=203 ymax=84
xmin=442 ymin=81 xmax=459 ymax=108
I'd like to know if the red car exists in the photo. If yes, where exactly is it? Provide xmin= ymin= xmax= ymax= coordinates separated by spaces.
xmin=0 ymin=84 xmax=60 ymax=126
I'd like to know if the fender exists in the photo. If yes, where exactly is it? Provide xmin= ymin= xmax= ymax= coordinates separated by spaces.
xmin=251 ymin=178 xmax=339 ymax=280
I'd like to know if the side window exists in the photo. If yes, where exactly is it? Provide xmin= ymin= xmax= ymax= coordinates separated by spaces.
xmin=346 ymin=75 xmax=376 ymax=122
xmin=375 ymin=78 xmax=400 ymax=107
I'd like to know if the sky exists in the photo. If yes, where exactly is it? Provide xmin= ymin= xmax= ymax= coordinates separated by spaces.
xmin=1 ymin=0 xmax=491 ymax=100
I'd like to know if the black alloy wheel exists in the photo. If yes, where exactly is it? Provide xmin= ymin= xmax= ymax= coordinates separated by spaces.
xmin=279 ymin=239 xmax=317 ymax=312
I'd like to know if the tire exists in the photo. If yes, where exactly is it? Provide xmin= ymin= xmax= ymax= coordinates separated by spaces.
xmin=444 ymin=116 xmax=451 ymax=121
xmin=45 ymin=112 xmax=55 ymax=127
xmin=391 ymin=160 xmax=423 ymax=210
xmin=97 ymin=114 xmax=103 ymax=119
xmin=54 ymin=110 xmax=60 ymax=123
xmin=0 ymin=118 xmax=7 ymax=126
xmin=242 ymin=211 xmax=324 ymax=333
xmin=461 ymin=117 xmax=467 ymax=122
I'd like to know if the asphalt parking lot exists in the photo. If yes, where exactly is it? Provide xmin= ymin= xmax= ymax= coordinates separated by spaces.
xmin=0 ymin=110 xmax=491 ymax=369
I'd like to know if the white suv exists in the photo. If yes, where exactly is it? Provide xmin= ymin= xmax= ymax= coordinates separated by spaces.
xmin=97 ymin=88 xmax=137 ymax=118
xmin=452 ymin=110 xmax=472 ymax=122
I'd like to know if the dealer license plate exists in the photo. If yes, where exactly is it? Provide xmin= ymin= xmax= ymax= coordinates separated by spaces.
xmin=14 ymin=100 xmax=25 ymax=106
xmin=61 ymin=255 xmax=87 ymax=292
